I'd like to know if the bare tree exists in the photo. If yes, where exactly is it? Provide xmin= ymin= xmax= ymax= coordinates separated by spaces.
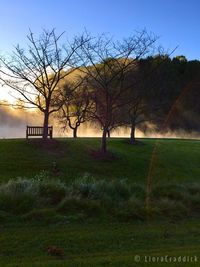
xmin=122 ymin=61 xmax=154 ymax=144
xmin=74 ymin=30 xmax=158 ymax=153
xmin=0 ymin=29 xmax=88 ymax=140
xmin=121 ymin=54 xmax=174 ymax=144
xmin=59 ymin=80 xmax=93 ymax=138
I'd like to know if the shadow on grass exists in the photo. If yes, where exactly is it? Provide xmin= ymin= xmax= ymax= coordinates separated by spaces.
xmin=89 ymin=149 xmax=120 ymax=161
xmin=121 ymin=138 xmax=146 ymax=146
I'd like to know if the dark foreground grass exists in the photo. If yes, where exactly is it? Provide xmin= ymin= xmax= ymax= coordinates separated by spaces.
xmin=0 ymin=137 xmax=199 ymax=183
xmin=0 ymin=138 xmax=199 ymax=266
xmin=1 ymin=219 xmax=200 ymax=266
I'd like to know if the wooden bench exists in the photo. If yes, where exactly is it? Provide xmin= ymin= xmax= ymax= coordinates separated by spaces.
xmin=26 ymin=126 xmax=53 ymax=139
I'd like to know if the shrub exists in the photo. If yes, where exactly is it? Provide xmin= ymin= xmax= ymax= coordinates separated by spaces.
xmin=152 ymin=183 xmax=187 ymax=201
xmin=37 ymin=179 xmax=66 ymax=205
xmin=0 ymin=178 xmax=38 ymax=214
xmin=2 ymin=174 xmax=200 ymax=221
xmin=0 ymin=178 xmax=37 ymax=196
xmin=32 ymin=171 xmax=66 ymax=205
xmin=67 ymin=175 xmax=96 ymax=199
xmin=0 ymin=174 xmax=66 ymax=214
xmin=34 ymin=170 xmax=50 ymax=181
xmin=57 ymin=197 xmax=103 ymax=217
xmin=109 ymin=179 xmax=131 ymax=201
xmin=129 ymin=183 xmax=146 ymax=200
xmin=67 ymin=177 xmax=131 ymax=202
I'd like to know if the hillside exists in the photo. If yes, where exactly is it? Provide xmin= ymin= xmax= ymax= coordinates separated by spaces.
xmin=0 ymin=138 xmax=199 ymax=184
xmin=0 ymin=138 xmax=200 ymax=267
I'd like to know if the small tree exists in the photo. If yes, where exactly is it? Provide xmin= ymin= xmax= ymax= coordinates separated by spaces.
xmin=0 ymin=29 xmax=88 ymax=140
xmin=121 ymin=59 xmax=156 ymax=143
xmin=121 ymin=54 xmax=176 ymax=144
xmin=59 ymin=80 xmax=92 ymax=138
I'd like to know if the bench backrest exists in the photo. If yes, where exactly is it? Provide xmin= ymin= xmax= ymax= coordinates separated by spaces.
xmin=26 ymin=126 xmax=53 ymax=138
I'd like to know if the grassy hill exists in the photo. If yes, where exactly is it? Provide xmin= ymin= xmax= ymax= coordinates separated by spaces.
xmin=0 ymin=137 xmax=200 ymax=267
xmin=0 ymin=137 xmax=199 ymax=183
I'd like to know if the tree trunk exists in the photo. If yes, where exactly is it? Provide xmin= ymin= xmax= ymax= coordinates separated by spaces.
xmin=130 ymin=122 xmax=136 ymax=144
xmin=43 ymin=112 xmax=49 ymax=141
xmin=73 ymin=127 xmax=78 ymax=138
xmin=107 ymin=129 xmax=110 ymax=138
xmin=101 ymin=128 xmax=107 ymax=154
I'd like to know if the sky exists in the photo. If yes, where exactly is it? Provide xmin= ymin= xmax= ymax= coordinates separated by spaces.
xmin=0 ymin=0 xmax=200 ymax=60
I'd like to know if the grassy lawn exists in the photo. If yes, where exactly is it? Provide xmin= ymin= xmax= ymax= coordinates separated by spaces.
xmin=0 ymin=138 xmax=199 ymax=183
xmin=0 ymin=137 xmax=200 ymax=266
xmin=1 ymin=219 xmax=200 ymax=266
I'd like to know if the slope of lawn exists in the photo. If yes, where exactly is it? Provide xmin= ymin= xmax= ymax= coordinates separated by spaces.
xmin=0 ymin=137 xmax=199 ymax=184
xmin=1 ymin=219 xmax=200 ymax=267
xmin=0 ymin=137 xmax=200 ymax=266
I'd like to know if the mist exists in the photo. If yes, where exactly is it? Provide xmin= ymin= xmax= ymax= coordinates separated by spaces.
xmin=0 ymin=106 xmax=199 ymax=139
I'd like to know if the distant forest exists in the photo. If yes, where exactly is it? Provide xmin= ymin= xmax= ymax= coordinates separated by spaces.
xmin=134 ymin=55 xmax=200 ymax=134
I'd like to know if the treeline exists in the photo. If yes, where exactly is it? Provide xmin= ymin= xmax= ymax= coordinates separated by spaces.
xmin=0 ymin=29 xmax=199 ymax=153
xmin=141 ymin=55 xmax=200 ymax=133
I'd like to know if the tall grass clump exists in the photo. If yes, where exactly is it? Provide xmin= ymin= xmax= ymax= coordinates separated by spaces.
xmin=66 ymin=174 xmax=132 ymax=202
xmin=0 ymin=178 xmax=37 ymax=214
xmin=129 ymin=183 xmax=146 ymax=200
xmin=36 ymin=178 xmax=66 ymax=205
xmin=66 ymin=173 xmax=97 ymax=199
xmin=0 ymin=171 xmax=66 ymax=214
xmin=62 ymin=174 xmax=145 ymax=218
xmin=2 ymin=172 xmax=200 ymax=221
xmin=29 ymin=171 xmax=66 ymax=205
xmin=152 ymin=183 xmax=188 ymax=201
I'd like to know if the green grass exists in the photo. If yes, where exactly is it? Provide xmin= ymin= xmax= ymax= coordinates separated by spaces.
xmin=0 ymin=138 xmax=199 ymax=184
xmin=0 ymin=137 xmax=200 ymax=266
xmin=1 ymin=219 xmax=200 ymax=266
